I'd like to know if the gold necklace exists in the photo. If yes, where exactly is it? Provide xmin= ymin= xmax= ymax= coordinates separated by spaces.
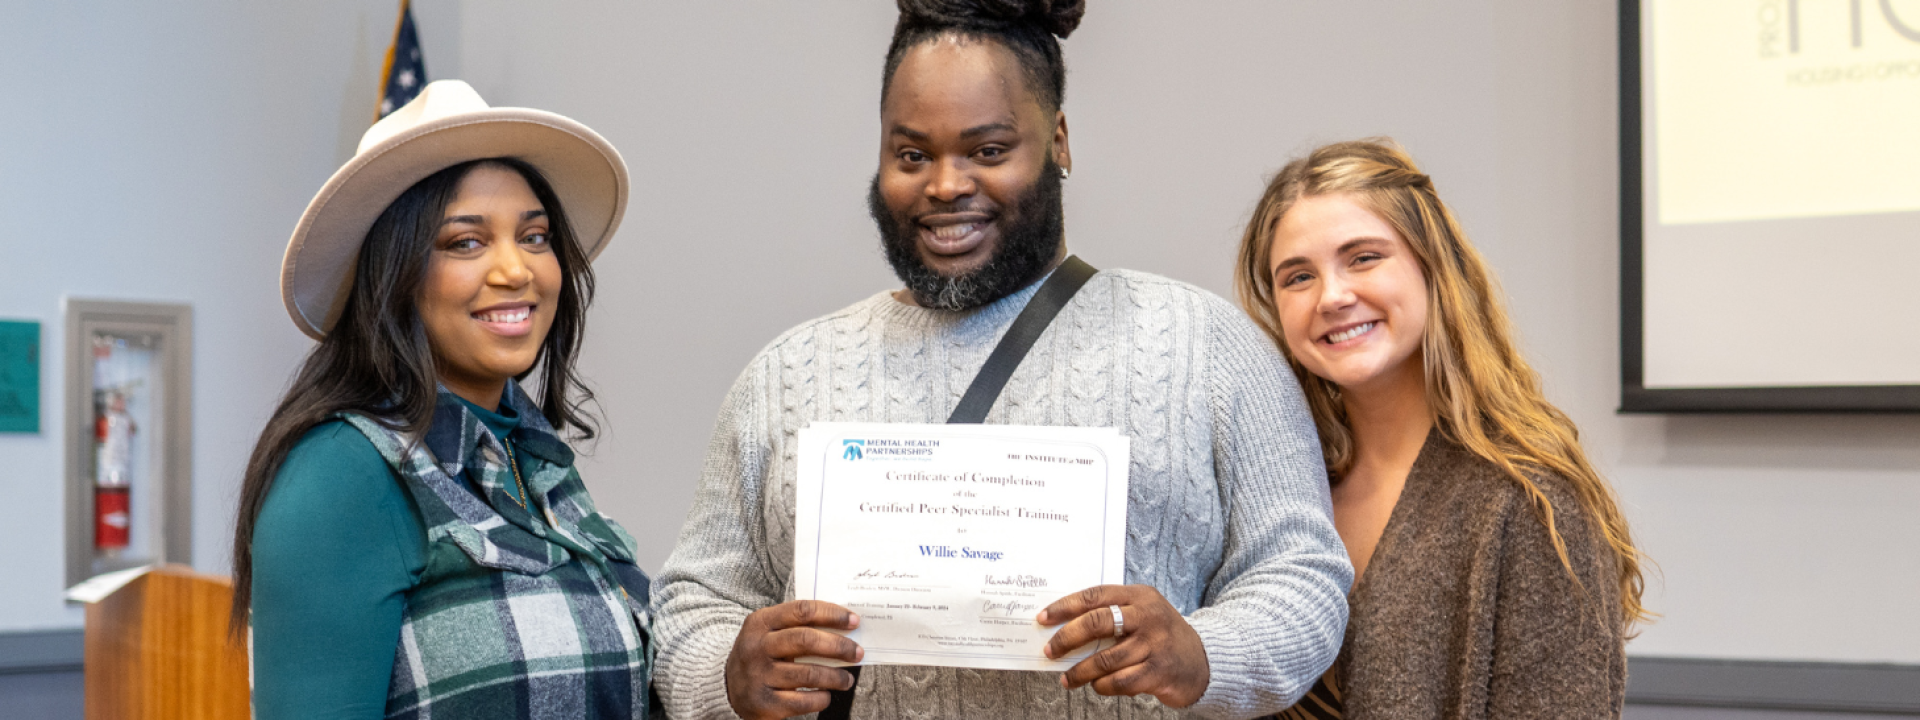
xmin=502 ymin=440 xmax=529 ymax=509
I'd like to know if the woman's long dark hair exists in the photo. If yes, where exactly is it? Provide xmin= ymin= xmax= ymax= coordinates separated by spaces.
xmin=230 ymin=157 xmax=598 ymax=632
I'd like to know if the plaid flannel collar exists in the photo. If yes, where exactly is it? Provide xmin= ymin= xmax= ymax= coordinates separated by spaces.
xmin=422 ymin=382 xmax=574 ymax=479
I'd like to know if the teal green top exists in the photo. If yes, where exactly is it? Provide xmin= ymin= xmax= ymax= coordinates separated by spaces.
xmin=250 ymin=398 xmax=520 ymax=719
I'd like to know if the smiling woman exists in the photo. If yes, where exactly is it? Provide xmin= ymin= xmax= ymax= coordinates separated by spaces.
xmin=230 ymin=81 xmax=654 ymax=719
xmin=417 ymin=163 xmax=565 ymax=407
xmin=1236 ymin=139 xmax=1648 ymax=718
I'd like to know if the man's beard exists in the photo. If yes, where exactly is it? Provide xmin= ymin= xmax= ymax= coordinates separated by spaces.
xmin=868 ymin=159 xmax=1064 ymax=311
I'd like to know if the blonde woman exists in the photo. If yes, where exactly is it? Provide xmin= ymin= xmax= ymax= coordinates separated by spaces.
xmin=1235 ymin=139 xmax=1648 ymax=718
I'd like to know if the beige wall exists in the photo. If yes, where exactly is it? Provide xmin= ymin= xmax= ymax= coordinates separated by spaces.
xmin=0 ymin=0 xmax=410 ymax=632
xmin=445 ymin=1 xmax=1920 ymax=664
xmin=3 ymin=1 xmax=1914 ymax=665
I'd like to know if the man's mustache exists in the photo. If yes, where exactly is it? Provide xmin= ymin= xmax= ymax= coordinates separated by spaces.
xmin=910 ymin=202 xmax=1000 ymax=222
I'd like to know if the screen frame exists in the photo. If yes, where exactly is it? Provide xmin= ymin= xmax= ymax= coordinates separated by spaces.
xmin=1617 ymin=0 xmax=1920 ymax=413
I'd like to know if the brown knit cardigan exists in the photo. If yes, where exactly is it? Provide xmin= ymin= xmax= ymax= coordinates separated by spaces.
xmin=1335 ymin=432 xmax=1627 ymax=718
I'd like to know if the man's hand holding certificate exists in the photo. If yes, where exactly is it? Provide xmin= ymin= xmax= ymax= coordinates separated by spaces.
xmin=793 ymin=422 xmax=1129 ymax=672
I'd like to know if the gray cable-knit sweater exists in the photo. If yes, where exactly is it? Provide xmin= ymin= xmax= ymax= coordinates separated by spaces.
xmin=652 ymin=269 xmax=1353 ymax=720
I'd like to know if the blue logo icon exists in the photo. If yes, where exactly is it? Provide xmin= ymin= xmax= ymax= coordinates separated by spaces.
xmin=842 ymin=439 xmax=865 ymax=460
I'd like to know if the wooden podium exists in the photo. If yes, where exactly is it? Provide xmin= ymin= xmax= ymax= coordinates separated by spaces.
xmin=83 ymin=565 xmax=248 ymax=720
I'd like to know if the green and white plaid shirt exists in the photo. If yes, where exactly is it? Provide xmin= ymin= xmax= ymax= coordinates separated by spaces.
xmin=342 ymin=384 xmax=654 ymax=719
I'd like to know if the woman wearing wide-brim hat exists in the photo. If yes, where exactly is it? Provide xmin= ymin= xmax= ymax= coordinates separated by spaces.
xmin=232 ymin=80 xmax=654 ymax=719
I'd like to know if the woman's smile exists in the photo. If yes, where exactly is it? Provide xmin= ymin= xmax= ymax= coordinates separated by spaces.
xmin=1321 ymin=320 xmax=1380 ymax=347
xmin=472 ymin=301 xmax=537 ymax=337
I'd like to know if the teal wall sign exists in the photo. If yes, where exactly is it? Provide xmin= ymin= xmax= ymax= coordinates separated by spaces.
xmin=0 ymin=320 xmax=40 ymax=433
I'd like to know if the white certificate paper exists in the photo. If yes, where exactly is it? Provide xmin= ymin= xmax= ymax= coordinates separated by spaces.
xmin=794 ymin=422 xmax=1129 ymax=672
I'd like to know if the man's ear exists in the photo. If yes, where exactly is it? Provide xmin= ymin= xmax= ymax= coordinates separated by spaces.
xmin=1053 ymin=111 xmax=1071 ymax=175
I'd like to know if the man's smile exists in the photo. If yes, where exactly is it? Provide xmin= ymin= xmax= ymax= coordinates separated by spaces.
xmin=917 ymin=212 xmax=994 ymax=256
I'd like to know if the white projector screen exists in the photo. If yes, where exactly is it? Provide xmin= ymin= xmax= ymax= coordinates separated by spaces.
xmin=1622 ymin=0 xmax=1920 ymax=411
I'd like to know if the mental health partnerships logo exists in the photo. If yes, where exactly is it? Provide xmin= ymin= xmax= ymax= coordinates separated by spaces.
xmin=839 ymin=437 xmax=939 ymax=461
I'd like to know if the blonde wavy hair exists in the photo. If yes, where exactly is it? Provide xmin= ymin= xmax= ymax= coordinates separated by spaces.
xmin=1234 ymin=138 xmax=1651 ymax=631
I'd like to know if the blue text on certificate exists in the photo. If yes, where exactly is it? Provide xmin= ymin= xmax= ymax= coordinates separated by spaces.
xmin=919 ymin=545 xmax=1005 ymax=562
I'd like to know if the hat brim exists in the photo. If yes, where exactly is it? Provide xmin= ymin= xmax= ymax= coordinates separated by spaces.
xmin=282 ymin=108 xmax=627 ymax=340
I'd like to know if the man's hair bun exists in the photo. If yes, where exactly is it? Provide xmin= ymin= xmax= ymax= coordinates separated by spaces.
xmin=895 ymin=0 xmax=1086 ymax=39
xmin=883 ymin=0 xmax=1083 ymax=113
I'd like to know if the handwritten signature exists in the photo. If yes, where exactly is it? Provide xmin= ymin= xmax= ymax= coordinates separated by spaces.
xmin=981 ymin=599 xmax=1041 ymax=618
xmin=854 ymin=569 xmax=922 ymax=580
xmin=983 ymin=574 xmax=1050 ymax=589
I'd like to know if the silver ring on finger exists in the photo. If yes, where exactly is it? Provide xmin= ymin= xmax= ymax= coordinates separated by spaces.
xmin=1109 ymin=604 xmax=1125 ymax=639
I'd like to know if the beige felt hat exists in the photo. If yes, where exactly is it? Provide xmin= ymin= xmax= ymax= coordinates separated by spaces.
xmin=281 ymin=79 xmax=628 ymax=340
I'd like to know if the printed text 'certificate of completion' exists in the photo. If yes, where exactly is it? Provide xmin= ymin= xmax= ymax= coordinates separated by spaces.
xmin=794 ymin=422 xmax=1129 ymax=672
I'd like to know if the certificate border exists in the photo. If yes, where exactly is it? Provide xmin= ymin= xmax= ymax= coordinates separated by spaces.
xmin=806 ymin=426 xmax=1121 ymax=665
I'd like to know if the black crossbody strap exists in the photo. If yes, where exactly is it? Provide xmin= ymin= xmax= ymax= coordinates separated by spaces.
xmin=947 ymin=255 xmax=1099 ymax=424
xmin=821 ymin=665 xmax=861 ymax=720
xmin=820 ymin=256 xmax=1097 ymax=720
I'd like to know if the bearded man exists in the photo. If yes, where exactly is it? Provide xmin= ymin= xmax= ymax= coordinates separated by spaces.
xmin=652 ymin=3 xmax=1351 ymax=719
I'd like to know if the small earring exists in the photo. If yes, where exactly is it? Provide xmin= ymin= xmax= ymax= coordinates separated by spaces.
xmin=1060 ymin=168 xmax=1071 ymax=180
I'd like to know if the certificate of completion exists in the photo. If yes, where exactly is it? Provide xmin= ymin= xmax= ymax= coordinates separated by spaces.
xmin=794 ymin=422 xmax=1129 ymax=672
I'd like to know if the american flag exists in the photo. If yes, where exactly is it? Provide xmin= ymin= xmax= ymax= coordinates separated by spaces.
xmin=377 ymin=0 xmax=426 ymax=119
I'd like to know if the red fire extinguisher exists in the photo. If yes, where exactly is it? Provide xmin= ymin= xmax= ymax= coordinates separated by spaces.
xmin=95 ymin=390 xmax=134 ymax=554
